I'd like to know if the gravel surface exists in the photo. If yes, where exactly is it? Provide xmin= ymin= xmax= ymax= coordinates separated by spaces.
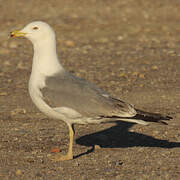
xmin=0 ymin=0 xmax=180 ymax=179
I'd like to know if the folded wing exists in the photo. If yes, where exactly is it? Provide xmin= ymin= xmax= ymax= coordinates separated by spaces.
xmin=41 ymin=72 xmax=136 ymax=118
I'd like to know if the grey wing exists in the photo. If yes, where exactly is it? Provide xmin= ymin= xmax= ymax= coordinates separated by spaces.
xmin=41 ymin=72 xmax=136 ymax=118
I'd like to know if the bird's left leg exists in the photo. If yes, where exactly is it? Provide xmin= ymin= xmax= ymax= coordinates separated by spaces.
xmin=50 ymin=123 xmax=75 ymax=161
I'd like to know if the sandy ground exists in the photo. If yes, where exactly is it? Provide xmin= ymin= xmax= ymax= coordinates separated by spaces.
xmin=0 ymin=0 xmax=180 ymax=179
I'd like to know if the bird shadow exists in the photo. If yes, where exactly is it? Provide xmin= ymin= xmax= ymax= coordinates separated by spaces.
xmin=75 ymin=121 xmax=180 ymax=158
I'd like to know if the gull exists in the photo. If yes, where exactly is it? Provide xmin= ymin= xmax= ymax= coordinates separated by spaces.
xmin=10 ymin=21 xmax=172 ymax=161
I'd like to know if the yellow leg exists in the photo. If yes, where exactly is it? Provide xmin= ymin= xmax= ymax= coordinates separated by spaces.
xmin=50 ymin=123 xmax=74 ymax=161
xmin=66 ymin=123 xmax=74 ymax=159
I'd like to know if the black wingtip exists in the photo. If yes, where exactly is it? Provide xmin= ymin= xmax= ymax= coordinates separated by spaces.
xmin=159 ymin=121 xmax=168 ymax=125
xmin=164 ymin=116 xmax=173 ymax=120
xmin=156 ymin=115 xmax=173 ymax=125
xmin=134 ymin=109 xmax=173 ymax=125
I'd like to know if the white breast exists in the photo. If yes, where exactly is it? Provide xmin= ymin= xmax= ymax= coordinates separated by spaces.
xmin=28 ymin=72 xmax=79 ymax=124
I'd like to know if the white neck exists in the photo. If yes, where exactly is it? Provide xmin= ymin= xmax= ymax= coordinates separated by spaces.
xmin=31 ymin=37 xmax=64 ymax=77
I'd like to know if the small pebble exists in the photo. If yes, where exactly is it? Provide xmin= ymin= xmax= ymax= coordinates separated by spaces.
xmin=152 ymin=65 xmax=158 ymax=70
xmin=4 ymin=61 xmax=11 ymax=66
xmin=139 ymin=73 xmax=145 ymax=79
xmin=65 ymin=40 xmax=75 ymax=47
xmin=94 ymin=145 xmax=101 ymax=150
xmin=16 ymin=169 xmax=22 ymax=176
xmin=11 ymin=108 xmax=26 ymax=116
xmin=0 ymin=92 xmax=8 ymax=96
xmin=117 ymin=36 xmax=124 ymax=41
xmin=50 ymin=148 xmax=61 ymax=153
xmin=132 ymin=72 xmax=139 ymax=76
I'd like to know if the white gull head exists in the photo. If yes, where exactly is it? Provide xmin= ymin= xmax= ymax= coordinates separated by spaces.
xmin=20 ymin=21 xmax=56 ymax=45
xmin=13 ymin=21 xmax=64 ymax=76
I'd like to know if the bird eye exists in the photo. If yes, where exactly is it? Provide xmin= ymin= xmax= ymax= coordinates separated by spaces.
xmin=33 ymin=26 xmax=39 ymax=30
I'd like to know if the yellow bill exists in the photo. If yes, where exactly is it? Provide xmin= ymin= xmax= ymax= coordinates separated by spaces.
xmin=10 ymin=30 xmax=26 ymax=37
